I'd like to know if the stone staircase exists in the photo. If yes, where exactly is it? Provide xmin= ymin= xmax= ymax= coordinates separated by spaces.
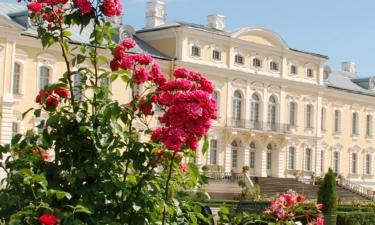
xmin=252 ymin=177 xmax=371 ymax=201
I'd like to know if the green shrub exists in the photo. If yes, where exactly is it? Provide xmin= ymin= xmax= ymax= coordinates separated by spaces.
xmin=337 ymin=212 xmax=375 ymax=225
xmin=317 ymin=168 xmax=337 ymax=215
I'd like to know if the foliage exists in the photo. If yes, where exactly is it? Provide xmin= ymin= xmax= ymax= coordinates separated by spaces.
xmin=242 ymin=166 xmax=250 ymax=173
xmin=336 ymin=212 xmax=375 ymax=225
xmin=317 ymin=168 xmax=338 ymax=215
xmin=0 ymin=0 xmax=217 ymax=224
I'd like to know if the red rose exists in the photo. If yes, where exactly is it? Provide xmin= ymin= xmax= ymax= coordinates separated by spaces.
xmin=54 ymin=88 xmax=69 ymax=99
xmin=45 ymin=96 xmax=59 ymax=110
xmin=28 ymin=2 xmax=43 ymax=13
xmin=36 ymin=90 xmax=48 ymax=103
xmin=39 ymin=214 xmax=58 ymax=225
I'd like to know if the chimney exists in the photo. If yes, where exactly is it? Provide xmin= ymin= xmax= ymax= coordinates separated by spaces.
xmin=341 ymin=61 xmax=357 ymax=74
xmin=146 ymin=0 xmax=166 ymax=28
xmin=207 ymin=14 xmax=226 ymax=31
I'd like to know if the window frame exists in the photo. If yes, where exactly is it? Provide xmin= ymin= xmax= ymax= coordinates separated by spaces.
xmin=306 ymin=68 xmax=314 ymax=78
xmin=209 ymin=139 xmax=218 ymax=165
xmin=352 ymin=112 xmax=359 ymax=136
xmin=290 ymin=65 xmax=297 ymax=75
xmin=234 ymin=54 xmax=244 ymax=65
xmin=366 ymin=114 xmax=373 ymax=138
xmin=12 ymin=62 xmax=22 ymax=95
xmin=305 ymin=104 xmax=313 ymax=129
xmin=305 ymin=148 xmax=312 ymax=171
xmin=191 ymin=45 xmax=201 ymax=57
xmin=232 ymin=90 xmax=243 ymax=122
xmin=351 ymin=152 xmax=358 ymax=174
xmin=252 ymin=58 xmax=262 ymax=68
xmin=269 ymin=61 xmax=279 ymax=71
xmin=38 ymin=65 xmax=52 ymax=91
xmin=288 ymin=146 xmax=296 ymax=170
xmin=212 ymin=49 xmax=221 ymax=61
xmin=366 ymin=153 xmax=372 ymax=175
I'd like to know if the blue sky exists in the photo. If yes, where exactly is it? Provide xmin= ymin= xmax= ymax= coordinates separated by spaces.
xmin=122 ymin=0 xmax=375 ymax=77
xmin=5 ymin=0 xmax=375 ymax=76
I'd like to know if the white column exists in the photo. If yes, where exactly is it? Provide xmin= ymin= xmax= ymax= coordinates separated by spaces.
xmin=279 ymin=86 xmax=286 ymax=125
xmin=227 ymin=81 xmax=232 ymax=122
xmin=260 ymin=146 xmax=267 ymax=177
xmin=277 ymin=148 xmax=286 ymax=177
xmin=244 ymin=146 xmax=250 ymax=167
xmin=315 ymin=95 xmax=322 ymax=175
xmin=179 ymin=36 xmax=188 ymax=60
xmin=262 ymin=84 xmax=268 ymax=128
xmin=245 ymin=82 xmax=251 ymax=123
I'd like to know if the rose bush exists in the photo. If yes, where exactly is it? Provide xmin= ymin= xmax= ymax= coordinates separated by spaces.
xmin=0 ymin=1 xmax=216 ymax=224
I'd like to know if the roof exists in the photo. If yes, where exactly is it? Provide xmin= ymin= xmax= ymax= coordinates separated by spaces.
xmin=326 ymin=71 xmax=375 ymax=97
xmin=0 ymin=3 xmax=170 ymax=60
xmin=137 ymin=21 xmax=328 ymax=59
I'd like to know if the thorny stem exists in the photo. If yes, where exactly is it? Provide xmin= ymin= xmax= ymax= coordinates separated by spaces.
xmin=162 ymin=152 xmax=176 ymax=225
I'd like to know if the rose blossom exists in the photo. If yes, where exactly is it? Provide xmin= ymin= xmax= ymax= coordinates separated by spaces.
xmin=27 ymin=2 xmax=43 ymax=13
xmin=45 ymin=96 xmax=59 ymax=109
xmin=120 ymin=38 xmax=136 ymax=49
xmin=54 ymin=87 xmax=69 ymax=99
xmin=102 ymin=0 xmax=123 ymax=17
xmin=74 ymin=0 xmax=92 ymax=14
xmin=39 ymin=214 xmax=58 ymax=225
xmin=316 ymin=216 xmax=324 ymax=225
xmin=179 ymin=162 xmax=189 ymax=173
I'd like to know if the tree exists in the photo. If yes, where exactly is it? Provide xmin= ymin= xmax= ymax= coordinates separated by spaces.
xmin=317 ymin=168 xmax=337 ymax=215
xmin=0 ymin=0 xmax=217 ymax=224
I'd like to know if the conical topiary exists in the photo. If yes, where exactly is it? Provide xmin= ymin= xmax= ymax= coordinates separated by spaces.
xmin=317 ymin=168 xmax=337 ymax=225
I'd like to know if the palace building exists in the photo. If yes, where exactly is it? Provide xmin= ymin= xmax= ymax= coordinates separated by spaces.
xmin=1 ymin=1 xmax=375 ymax=187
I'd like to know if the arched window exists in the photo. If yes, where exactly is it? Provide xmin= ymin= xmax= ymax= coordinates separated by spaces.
xmin=268 ymin=96 xmax=276 ymax=130
xmin=13 ymin=62 xmax=21 ymax=94
xmin=351 ymin=153 xmax=358 ymax=174
xmin=266 ymin=144 xmax=272 ymax=170
xmin=366 ymin=114 xmax=373 ymax=137
xmin=321 ymin=108 xmax=326 ymax=132
xmin=366 ymin=154 xmax=372 ymax=175
xmin=212 ymin=50 xmax=221 ymax=60
xmin=290 ymin=65 xmax=297 ymax=75
xmin=305 ymin=148 xmax=312 ymax=171
xmin=352 ymin=112 xmax=359 ymax=135
xmin=249 ymin=142 xmax=256 ymax=169
xmin=231 ymin=141 xmax=238 ymax=168
xmin=235 ymin=54 xmax=244 ymax=65
xmin=191 ymin=46 xmax=201 ymax=57
xmin=209 ymin=139 xmax=218 ymax=165
xmin=39 ymin=66 xmax=51 ymax=90
xmin=232 ymin=90 xmax=242 ymax=123
xmin=288 ymin=147 xmax=296 ymax=170
xmin=250 ymin=93 xmax=260 ymax=128
xmin=333 ymin=151 xmax=340 ymax=173
xmin=334 ymin=110 xmax=341 ymax=133
xmin=252 ymin=58 xmax=261 ymax=67
xmin=306 ymin=104 xmax=313 ymax=129
xmin=307 ymin=68 xmax=313 ymax=77
xmin=73 ymin=74 xmax=82 ymax=101
xmin=289 ymin=102 xmax=297 ymax=127
xmin=213 ymin=91 xmax=220 ymax=118
xmin=270 ymin=61 xmax=279 ymax=71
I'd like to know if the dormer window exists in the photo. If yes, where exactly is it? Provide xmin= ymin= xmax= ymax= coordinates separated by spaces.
xmin=270 ymin=61 xmax=279 ymax=71
xmin=290 ymin=65 xmax=297 ymax=75
xmin=234 ymin=54 xmax=244 ymax=65
xmin=191 ymin=46 xmax=201 ymax=57
xmin=252 ymin=58 xmax=261 ymax=67
xmin=307 ymin=68 xmax=313 ymax=77
xmin=212 ymin=50 xmax=221 ymax=60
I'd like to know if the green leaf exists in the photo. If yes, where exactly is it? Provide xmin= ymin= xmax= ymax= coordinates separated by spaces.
xmin=34 ymin=109 xmax=41 ymax=117
xmin=201 ymin=135 xmax=209 ymax=155
xmin=74 ymin=204 xmax=92 ymax=215
xmin=56 ymin=191 xmax=72 ymax=200
xmin=11 ymin=134 xmax=22 ymax=145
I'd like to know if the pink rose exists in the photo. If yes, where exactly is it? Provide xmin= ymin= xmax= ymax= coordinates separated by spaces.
xmin=28 ymin=2 xmax=43 ymax=13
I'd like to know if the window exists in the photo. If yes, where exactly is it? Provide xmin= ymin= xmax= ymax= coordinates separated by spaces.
xmin=305 ymin=148 xmax=312 ymax=171
xmin=320 ymin=150 xmax=324 ymax=172
xmin=250 ymin=142 xmax=256 ymax=169
xmin=252 ymin=58 xmax=262 ymax=67
xmin=235 ymin=54 xmax=244 ymax=65
xmin=334 ymin=110 xmax=341 ymax=133
xmin=333 ymin=151 xmax=340 ymax=173
xmin=366 ymin=154 xmax=372 ymax=175
xmin=288 ymin=147 xmax=296 ymax=170
xmin=39 ymin=66 xmax=51 ymax=90
xmin=270 ymin=61 xmax=279 ymax=71
xmin=73 ymin=74 xmax=82 ymax=101
xmin=351 ymin=153 xmax=357 ymax=174
xmin=13 ymin=62 xmax=21 ymax=94
xmin=12 ymin=122 xmax=19 ymax=137
xmin=366 ymin=115 xmax=373 ymax=137
xmin=209 ymin=139 xmax=217 ymax=165
xmin=231 ymin=141 xmax=238 ymax=168
xmin=267 ymin=151 xmax=272 ymax=170
xmin=307 ymin=68 xmax=313 ymax=77
xmin=306 ymin=104 xmax=313 ymax=129
xmin=321 ymin=108 xmax=326 ymax=132
xmin=232 ymin=90 xmax=242 ymax=122
xmin=212 ymin=50 xmax=221 ymax=60
xmin=352 ymin=112 xmax=359 ymax=135
xmin=191 ymin=46 xmax=201 ymax=57
xmin=250 ymin=93 xmax=260 ymax=127
xmin=290 ymin=65 xmax=297 ymax=75
xmin=213 ymin=91 xmax=220 ymax=118
xmin=268 ymin=96 xmax=276 ymax=130
xmin=289 ymin=102 xmax=297 ymax=127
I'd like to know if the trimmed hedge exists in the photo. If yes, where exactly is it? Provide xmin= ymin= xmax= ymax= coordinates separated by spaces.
xmin=337 ymin=212 xmax=375 ymax=225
